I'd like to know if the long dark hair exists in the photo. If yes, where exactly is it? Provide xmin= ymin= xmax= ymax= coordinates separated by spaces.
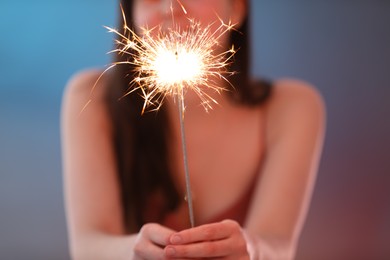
xmin=105 ymin=0 xmax=272 ymax=233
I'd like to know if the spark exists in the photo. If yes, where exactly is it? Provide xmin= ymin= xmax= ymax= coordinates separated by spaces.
xmin=95 ymin=5 xmax=237 ymax=114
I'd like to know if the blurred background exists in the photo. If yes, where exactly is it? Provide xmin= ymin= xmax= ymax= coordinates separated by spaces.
xmin=0 ymin=0 xmax=389 ymax=259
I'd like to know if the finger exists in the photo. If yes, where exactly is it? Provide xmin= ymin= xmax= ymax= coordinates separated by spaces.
xmin=165 ymin=238 xmax=233 ymax=258
xmin=134 ymin=239 xmax=166 ymax=260
xmin=170 ymin=222 xmax=229 ymax=244
xmin=140 ymin=223 xmax=176 ymax=246
xmin=170 ymin=220 xmax=239 ymax=244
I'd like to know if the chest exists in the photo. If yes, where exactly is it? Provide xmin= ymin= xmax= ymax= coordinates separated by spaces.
xmin=169 ymin=107 xmax=266 ymax=223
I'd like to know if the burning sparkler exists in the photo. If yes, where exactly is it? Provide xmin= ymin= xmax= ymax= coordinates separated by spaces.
xmin=94 ymin=2 xmax=237 ymax=228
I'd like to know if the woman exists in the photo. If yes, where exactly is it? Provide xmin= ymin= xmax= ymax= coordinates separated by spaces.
xmin=61 ymin=0 xmax=326 ymax=259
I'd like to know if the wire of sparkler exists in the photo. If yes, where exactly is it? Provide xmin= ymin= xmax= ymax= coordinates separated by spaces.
xmin=178 ymin=88 xmax=195 ymax=228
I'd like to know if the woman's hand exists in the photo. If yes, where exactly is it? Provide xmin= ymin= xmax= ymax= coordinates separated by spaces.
xmin=164 ymin=219 xmax=250 ymax=259
xmin=132 ymin=223 xmax=175 ymax=260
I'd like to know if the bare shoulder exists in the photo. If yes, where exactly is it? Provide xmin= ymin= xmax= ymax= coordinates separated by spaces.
xmin=62 ymin=68 xmax=108 ymax=113
xmin=264 ymin=78 xmax=326 ymax=144
xmin=63 ymin=69 xmax=106 ymax=103
xmin=61 ymin=68 xmax=111 ymax=133
xmin=269 ymin=78 xmax=325 ymax=110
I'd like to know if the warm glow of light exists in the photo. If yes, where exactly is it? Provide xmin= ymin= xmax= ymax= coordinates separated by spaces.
xmin=91 ymin=6 xmax=237 ymax=114
xmin=153 ymin=48 xmax=202 ymax=86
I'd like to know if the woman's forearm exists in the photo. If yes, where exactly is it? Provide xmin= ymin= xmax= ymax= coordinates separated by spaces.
xmin=243 ymin=230 xmax=296 ymax=260
xmin=70 ymin=231 xmax=137 ymax=260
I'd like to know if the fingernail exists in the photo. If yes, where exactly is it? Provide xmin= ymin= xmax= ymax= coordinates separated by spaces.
xmin=166 ymin=247 xmax=176 ymax=256
xmin=171 ymin=234 xmax=182 ymax=244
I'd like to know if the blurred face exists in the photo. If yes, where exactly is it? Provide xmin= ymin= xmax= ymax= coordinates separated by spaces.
xmin=133 ymin=0 xmax=246 ymax=42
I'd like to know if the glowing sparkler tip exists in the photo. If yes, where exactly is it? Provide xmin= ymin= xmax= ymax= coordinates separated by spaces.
xmin=99 ymin=6 xmax=237 ymax=113
xmin=153 ymin=49 xmax=202 ymax=85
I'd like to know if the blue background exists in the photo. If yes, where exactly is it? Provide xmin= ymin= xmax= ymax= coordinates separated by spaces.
xmin=0 ymin=1 xmax=389 ymax=259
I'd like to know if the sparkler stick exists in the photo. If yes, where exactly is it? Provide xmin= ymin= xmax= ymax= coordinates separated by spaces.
xmin=177 ymin=90 xmax=195 ymax=227
xmin=93 ymin=3 xmax=237 ymax=228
